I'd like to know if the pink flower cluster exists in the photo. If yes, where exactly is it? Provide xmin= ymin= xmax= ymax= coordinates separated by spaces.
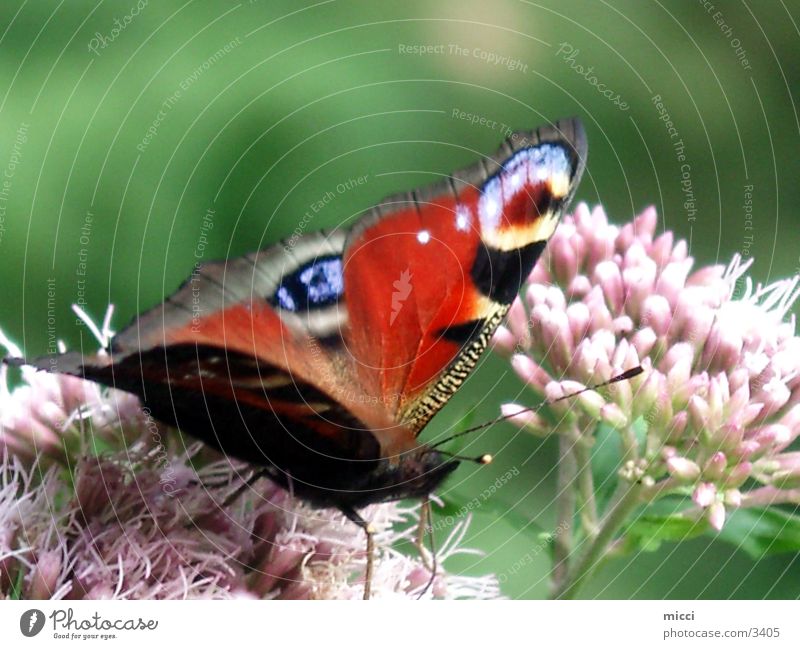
xmin=0 ymin=448 xmax=498 ymax=600
xmin=0 ymin=311 xmax=143 ymax=464
xmin=495 ymin=204 xmax=800 ymax=531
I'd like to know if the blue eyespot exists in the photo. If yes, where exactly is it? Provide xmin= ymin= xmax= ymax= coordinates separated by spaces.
xmin=478 ymin=143 xmax=571 ymax=230
xmin=273 ymin=255 xmax=344 ymax=312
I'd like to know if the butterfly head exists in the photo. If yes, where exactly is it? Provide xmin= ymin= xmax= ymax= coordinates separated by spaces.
xmin=346 ymin=446 xmax=460 ymax=508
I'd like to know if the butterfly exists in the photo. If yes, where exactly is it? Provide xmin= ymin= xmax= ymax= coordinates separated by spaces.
xmin=12 ymin=117 xmax=587 ymax=597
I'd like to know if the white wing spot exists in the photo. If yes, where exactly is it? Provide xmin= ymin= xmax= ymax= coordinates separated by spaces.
xmin=455 ymin=205 xmax=471 ymax=232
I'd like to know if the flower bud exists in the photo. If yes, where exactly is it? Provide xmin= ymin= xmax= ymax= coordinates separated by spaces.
xmin=551 ymin=236 xmax=578 ymax=286
xmin=664 ymin=411 xmax=689 ymax=444
xmin=764 ymin=452 xmax=800 ymax=489
xmin=723 ymin=461 xmax=752 ymax=488
xmin=600 ymin=403 xmax=629 ymax=429
xmin=650 ymin=231 xmax=674 ymax=267
xmin=566 ymin=274 xmax=592 ymax=299
xmin=566 ymin=302 xmax=591 ymax=348
xmin=634 ymin=205 xmax=658 ymax=239
xmin=506 ymin=298 xmax=530 ymax=348
xmin=687 ymin=395 xmax=709 ymax=434
xmin=585 ymin=287 xmax=614 ymax=334
xmin=723 ymin=489 xmax=742 ymax=507
xmin=632 ymin=370 xmax=660 ymax=420
xmin=641 ymin=295 xmax=672 ymax=336
xmin=655 ymin=259 xmax=691 ymax=308
xmin=577 ymin=390 xmax=606 ymax=420
xmin=491 ymin=326 xmax=517 ymax=355
xmin=613 ymin=315 xmax=634 ymax=336
xmin=622 ymin=257 xmax=656 ymax=322
xmin=593 ymin=261 xmax=624 ymax=314
xmin=692 ymin=482 xmax=717 ymax=508
xmin=666 ymin=456 xmax=701 ymax=482
xmin=756 ymin=377 xmax=792 ymax=418
xmin=707 ymin=501 xmax=726 ymax=531
xmin=512 ymin=354 xmax=550 ymax=392
xmin=703 ymin=452 xmax=727 ymax=481
xmin=501 ymin=403 xmax=549 ymax=437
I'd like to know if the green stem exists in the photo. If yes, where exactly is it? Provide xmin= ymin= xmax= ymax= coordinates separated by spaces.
xmin=552 ymin=480 xmax=643 ymax=599
xmin=572 ymin=434 xmax=599 ymax=537
xmin=550 ymin=433 xmax=577 ymax=594
xmin=620 ymin=424 xmax=639 ymax=462
xmin=641 ymin=476 xmax=682 ymax=501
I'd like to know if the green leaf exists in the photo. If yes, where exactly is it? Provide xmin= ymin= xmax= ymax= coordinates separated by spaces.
xmin=627 ymin=514 xmax=708 ymax=551
xmin=8 ymin=565 xmax=25 ymax=600
xmin=87 ymin=433 xmax=116 ymax=457
xmin=717 ymin=507 xmax=800 ymax=560
xmin=619 ymin=497 xmax=707 ymax=553
xmin=631 ymin=416 xmax=649 ymax=453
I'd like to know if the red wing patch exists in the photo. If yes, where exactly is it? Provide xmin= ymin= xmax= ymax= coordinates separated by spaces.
xmin=342 ymin=119 xmax=587 ymax=431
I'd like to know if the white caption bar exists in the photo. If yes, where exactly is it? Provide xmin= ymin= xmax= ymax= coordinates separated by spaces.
xmin=0 ymin=599 xmax=797 ymax=647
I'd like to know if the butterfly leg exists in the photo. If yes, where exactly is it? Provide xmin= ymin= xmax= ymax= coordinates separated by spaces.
xmin=340 ymin=507 xmax=375 ymax=600
xmin=415 ymin=497 xmax=432 ymax=567
xmin=414 ymin=497 xmax=438 ymax=599
xmin=183 ymin=468 xmax=270 ymax=531
xmin=217 ymin=467 xmax=271 ymax=509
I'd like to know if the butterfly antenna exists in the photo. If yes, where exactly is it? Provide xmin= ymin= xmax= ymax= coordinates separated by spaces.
xmin=436 ymin=450 xmax=493 ymax=465
xmin=430 ymin=366 xmax=644 ymax=451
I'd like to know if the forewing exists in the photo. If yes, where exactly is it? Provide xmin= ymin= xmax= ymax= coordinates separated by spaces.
xmin=340 ymin=118 xmax=587 ymax=432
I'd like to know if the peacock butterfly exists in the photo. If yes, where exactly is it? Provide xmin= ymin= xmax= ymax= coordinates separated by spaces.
xmin=12 ymin=117 xmax=587 ymax=597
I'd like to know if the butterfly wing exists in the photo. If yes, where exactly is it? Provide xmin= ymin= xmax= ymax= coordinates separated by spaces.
xmin=339 ymin=118 xmax=587 ymax=434
xmin=20 ymin=230 xmax=392 ymax=485
xmin=13 ymin=118 xmax=586 ymax=484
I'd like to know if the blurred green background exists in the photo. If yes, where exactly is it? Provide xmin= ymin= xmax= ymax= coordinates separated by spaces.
xmin=1 ymin=0 xmax=798 ymax=598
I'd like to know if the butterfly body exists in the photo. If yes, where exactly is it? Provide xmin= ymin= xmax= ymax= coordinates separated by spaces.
xmin=14 ymin=118 xmax=587 ymax=515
